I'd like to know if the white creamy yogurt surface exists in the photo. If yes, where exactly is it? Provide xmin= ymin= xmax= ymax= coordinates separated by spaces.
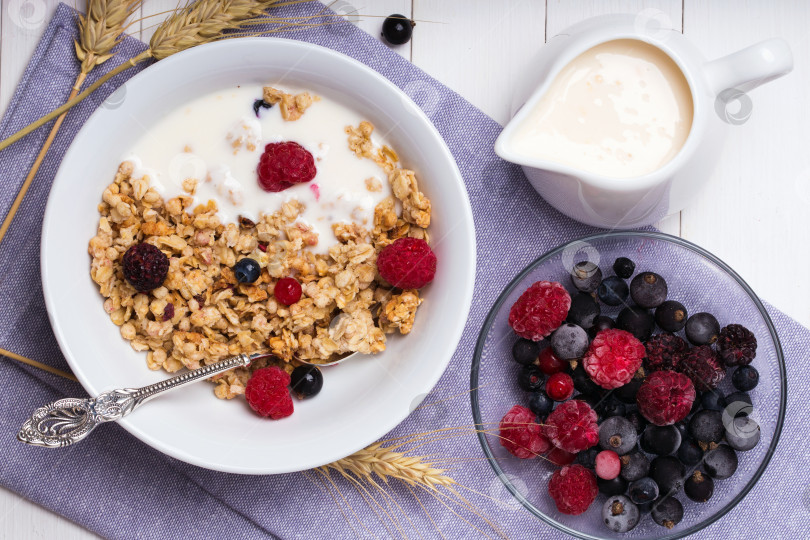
xmin=125 ymin=85 xmax=392 ymax=253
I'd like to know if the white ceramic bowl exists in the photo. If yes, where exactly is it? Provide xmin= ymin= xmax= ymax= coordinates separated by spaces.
xmin=41 ymin=38 xmax=475 ymax=474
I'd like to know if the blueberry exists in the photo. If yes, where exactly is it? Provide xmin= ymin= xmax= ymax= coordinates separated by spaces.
xmin=684 ymin=470 xmax=714 ymax=502
xmin=677 ymin=437 xmax=704 ymax=466
xmin=571 ymin=261 xmax=602 ymax=293
xmin=517 ymin=365 xmax=544 ymax=392
xmin=252 ymin=99 xmax=272 ymax=117
xmin=599 ymin=416 xmax=638 ymax=455
xmin=575 ymin=447 xmax=600 ymax=469
xmin=620 ymin=452 xmax=650 ymax=482
xmin=290 ymin=365 xmax=323 ymax=399
xmin=630 ymin=272 xmax=668 ymax=308
xmin=641 ymin=425 xmax=681 ymax=455
xmin=703 ymin=444 xmax=738 ymax=479
xmin=511 ymin=338 xmax=539 ymax=366
xmin=602 ymin=495 xmax=640 ymax=533
xmin=233 ymin=258 xmax=261 ymax=283
xmin=725 ymin=391 xmax=753 ymax=417
xmin=381 ymin=14 xmax=414 ymax=45
xmin=650 ymin=456 xmax=686 ymax=494
xmin=598 ymin=277 xmax=629 ymax=306
xmin=685 ymin=312 xmax=720 ymax=345
xmin=598 ymin=475 xmax=628 ymax=496
xmin=731 ymin=365 xmax=759 ymax=391
xmin=588 ymin=315 xmax=616 ymax=339
xmin=528 ymin=390 xmax=554 ymax=418
xmin=614 ymin=378 xmax=643 ymax=404
xmin=628 ymin=477 xmax=659 ymax=504
xmin=625 ymin=410 xmax=648 ymax=434
xmin=651 ymin=496 xmax=684 ymax=528
xmin=613 ymin=257 xmax=636 ymax=279
xmin=617 ymin=306 xmax=655 ymax=341
xmin=689 ymin=410 xmax=725 ymax=444
xmin=572 ymin=363 xmax=600 ymax=395
xmin=655 ymin=300 xmax=688 ymax=332
xmin=725 ymin=416 xmax=760 ymax=451
xmin=550 ymin=323 xmax=589 ymax=359
xmin=567 ymin=292 xmax=601 ymax=329
xmin=700 ymin=391 xmax=728 ymax=411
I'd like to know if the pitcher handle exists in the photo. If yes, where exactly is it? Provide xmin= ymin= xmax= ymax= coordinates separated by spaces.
xmin=705 ymin=38 xmax=793 ymax=95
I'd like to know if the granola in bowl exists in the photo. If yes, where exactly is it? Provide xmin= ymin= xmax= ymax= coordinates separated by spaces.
xmin=88 ymin=84 xmax=434 ymax=412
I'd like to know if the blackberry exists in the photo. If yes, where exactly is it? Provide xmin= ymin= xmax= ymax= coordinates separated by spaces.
xmin=679 ymin=345 xmax=725 ymax=390
xmin=650 ymin=456 xmax=686 ymax=494
xmin=550 ymin=323 xmax=589 ymax=359
xmin=233 ymin=258 xmax=261 ymax=283
xmin=731 ymin=365 xmax=759 ymax=391
xmin=655 ymin=300 xmax=688 ymax=332
xmin=588 ymin=315 xmax=616 ymax=339
xmin=630 ymin=272 xmax=667 ymax=308
xmin=290 ymin=365 xmax=323 ymax=399
xmin=575 ymin=447 xmax=600 ymax=469
xmin=625 ymin=410 xmax=648 ymax=434
xmin=684 ymin=470 xmax=714 ymax=502
xmin=700 ymin=391 xmax=727 ymax=411
xmin=598 ymin=475 xmax=628 ymax=496
xmin=620 ymin=452 xmax=650 ymax=482
xmin=614 ymin=377 xmax=643 ymax=404
xmin=651 ymin=496 xmax=684 ymax=529
xmin=567 ymin=292 xmax=601 ymax=329
xmin=511 ymin=338 xmax=540 ymax=366
xmin=517 ymin=365 xmax=544 ymax=392
xmin=641 ymin=425 xmax=681 ymax=455
xmin=602 ymin=495 xmax=640 ymax=533
xmin=628 ymin=477 xmax=659 ymax=504
xmin=122 ymin=243 xmax=169 ymax=292
xmin=685 ymin=312 xmax=720 ymax=345
xmin=613 ymin=257 xmax=636 ymax=279
xmin=571 ymin=261 xmax=603 ymax=293
xmin=677 ymin=437 xmax=704 ymax=466
xmin=717 ymin=324 xmax=757 ymax=366
xmin=725 ymin=391 xmax=753 ymax=417
xmin=617 ymin=306 xmax=655 ymax=341
xmin=703 ymin=444 xmax=738 ymax=479
xmin=597 ymin=277 xmax=629 ymax=306
xmin=644 ymin=333 xmax=688 ymax=372
xmin=599 ymin=416 xmax=638 ymax=455
xmin=689 ymin=410 xmax=725 ymax=444
xmin=528 ymin=390 xmax=554 ymax=418
xmin=381 ymin=14 xmax=414 ymax=45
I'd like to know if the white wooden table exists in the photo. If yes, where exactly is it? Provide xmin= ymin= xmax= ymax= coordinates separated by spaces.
xmin=0 ymin=0 xmax=806 ymax=537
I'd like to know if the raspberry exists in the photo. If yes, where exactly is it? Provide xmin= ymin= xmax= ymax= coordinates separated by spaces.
xmin=644 ymin=333 xmax=688 ymax=372
xmin=546 ymin=447 xmax=576 ymax=466
xmin=543 ymin=400 xmax=599 ymax=453
xmin=508 ymin=281 xmax=571 ymax=341
xmin=245 ymin=367 xmax=294 ymax=419
xmin=274 ymin=277 xmax=302 ymax=305
xmin=583 ymin=329 xmax=645 ymax=389
xmin=376 ymin=237 xmax=437 ymax=289
xmin=636 ymin=370 xmax=695 ymax=426
xmin=257 ymin=142 xmax=316 ymax=192
xmin=499 ymin=405 xmax=551 ymax=459
xmin=717 ymin=324 xmax=757 ymax=366
xmin=547 ymin=465 xmax=598 ymax=515
xmin=122 ymin=243 xmax=169 ymax=292
xmin=678 ymin=345 xmax=725 ymax=390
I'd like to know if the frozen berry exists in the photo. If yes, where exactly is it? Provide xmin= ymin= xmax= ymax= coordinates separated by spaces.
xmin=684 ymin=470 xmax=713 ymax=502
xmin=588 ymin=315 xmax=615 ymax=339
xmin=528 ymin=390 xmax=554 ymax=418
xmin=377 ymin=237 xmax=436 ymax=289
xmin=628 ymin=477 xmax=659 ymax=504
xmin=600 ymin=395 xmax=627 ymax=417
xmin=584 ymin=329 xmax=645 ymax=389
xmin=595 ymin=450 xmax=621 ymax=480
xmin=499 ymin=405 xmax=551 ymax=459
xmin=543 ymin=400 xmax=599 ymax=453
xmin=517 ymin=365 xmax=544 ymax=392
xmin=571 ymin=261 xmax=602 ymax=293
xmin=381 ymin=14 xmax=414 ymax=45
xmin=717 ymin=324 xmax=757 ymax=366
xmin=644 ymin=333 xmax=688 ymax=372
xmin=122 ymin=243 xmax=169 ymax=292
xmin=512 ymin=338 xmax=540 ymax=366
xmin=620 ymin=452 xmax=650 ymax=482
xmin=547 ymin=465 xmax=598 ymax=515
xmin=731 ymin=365 xmax=759 ymax=391
xmin=617 ymin=306 xmax=655 ymax=341
xmin=546 ymin=372 xmax=574 ymax=401
xmin=602 ymin=495 xmax=640 ymax=533
xmin=725 ymin=391 xmax=753 ymax=417
xmin=575 ymin=447 xmax=600 ymax=469
xmin=655 ymin=300 xmax=688 ymax=332
xmin=289 ymin=365 xmax=323 ymax=399
xmin=598 ymin=476 xmax=628 ymax=496
xmin=625 ymin=410 xmax=648 ymax=434
xmin=613 ymin=257 xmax=636 ymax=279
xmin=599 ymin=416 xmax=638 ymax=455
xmin=703 ymin=444 xmax=738 ymax=479
xmin=274 ymin=276 xmax=302 ymax=305
xmin=630 ymin=272 xmax=667 ymax=308
xmin=725 ymin=416 xmax=760 ymax=451
xmin=652 ymin=496 xmax=683 ymax=529
xmin=508 ymin=281 xmax=571 ymax=341
xmin=689 ymin=410 xmax=725 ymax=444
xmin=650 ymin=456 xmax=685 ymax=494
xmin=641 ymin=425 xmax=681 ymax=455
xmin=677 ymin=437 xmax=704 ymax=466
xmin=685 ymin=312 xmax=720 ymax=345
xmin=700 ymin=391 xmax=727 ymax=411
xmin=572 ymin=363 xmax=600 ymax=395
xmin=597 ymin=276 xmax=629 ymax=306
xmin=567 ymin=292 xmax=601 ymax=329
xmin=252 ymin=98 xmax=272 ymax=117
xmin=679 ymin=345 xmax=725 ymax=390
xmin=614 ymin=377 xmax=643 ymax=404
xmin=547 ymin=446 xmax=576 ymax=466
xmin=234 ymin=258 xmax=261 ymax=283
xmin=636 ymin=370 xmax=695 ymax=426
xmin=245 ymin=367 xmax=294 ymax=419
xmin=257 ymin=141 xmax=316 ymax=192
xmin=536 ymin=347 xmax=566 ymax=374
xmin=551 ymin=323 xmax=589 ymax=359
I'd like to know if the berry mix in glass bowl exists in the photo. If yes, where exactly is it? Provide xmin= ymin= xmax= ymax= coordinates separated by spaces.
xmin=471 ymin=232 xmax=785 ymax=539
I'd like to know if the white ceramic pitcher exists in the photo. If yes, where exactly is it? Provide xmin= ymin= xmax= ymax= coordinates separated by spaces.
xmin=495 ymin=14 xmax=793 ymax=229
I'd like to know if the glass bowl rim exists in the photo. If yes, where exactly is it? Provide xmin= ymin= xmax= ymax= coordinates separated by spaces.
xmin=470 ymin=230 xmax=787 ymax=540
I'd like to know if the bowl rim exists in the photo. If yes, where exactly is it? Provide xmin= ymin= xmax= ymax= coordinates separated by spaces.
xmin=470 ymin=230 xmax=786 ymax=539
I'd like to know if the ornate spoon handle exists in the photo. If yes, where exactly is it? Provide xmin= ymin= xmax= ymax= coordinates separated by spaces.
xmin=17 ymin=353 xmax=261 ymax=448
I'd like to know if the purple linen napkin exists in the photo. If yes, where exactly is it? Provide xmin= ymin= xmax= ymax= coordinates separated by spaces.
xmin=0 ymin=3 xmax=807 ymax=539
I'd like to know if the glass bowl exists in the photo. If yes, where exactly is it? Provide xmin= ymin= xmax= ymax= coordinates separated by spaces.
xmin=471 ymin=231 xmax=786 ymax=539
